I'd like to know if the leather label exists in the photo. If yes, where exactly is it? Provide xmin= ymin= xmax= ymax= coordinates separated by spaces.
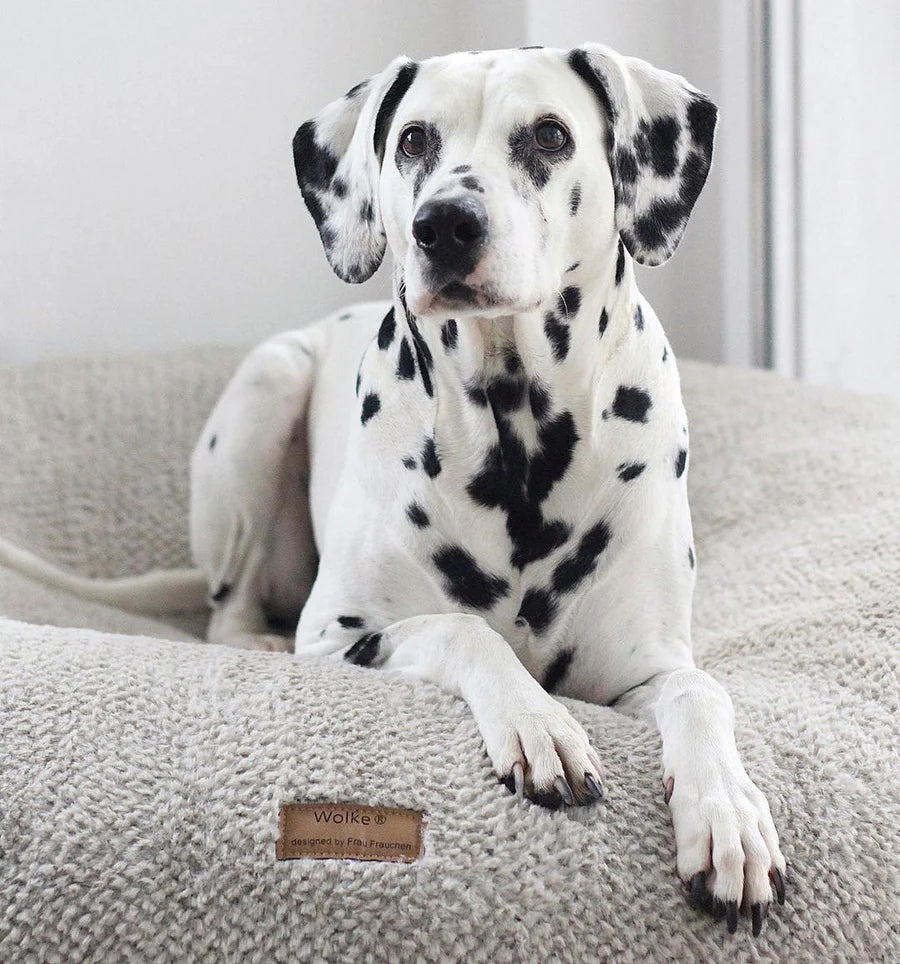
xmin=276 ymin=802 xmax=425 ymax=862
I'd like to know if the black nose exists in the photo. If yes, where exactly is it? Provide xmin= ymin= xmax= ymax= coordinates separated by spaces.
xmin=412 ymin=197 xmax=488 ymax=267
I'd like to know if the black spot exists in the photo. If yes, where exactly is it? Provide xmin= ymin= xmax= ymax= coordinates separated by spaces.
xmin=406 ymin=315 xmax=434 ymax=397
xmin=344 ymin=79 xmax=369 ymax=100
xmin=402 ymin=456 xmax=416 ymax=470
xmin=373 ymin=62 xmax=419 ymax=153
xmin=543 ymin=649 xmax=574 ymax=693
xmin=645 ymin=116 xmax=680 ymax=177
xmin=544 ymin=311 xmax=570 ymax=361
xmin=688 ymin=546 xmax=695 ymax=569
xmin=422 ymin=437 xmax=441 ymax=477
xmin=517 ymin=588 xmax=557 ymax=634
xmin=360 ymin=199 xmax=375 ymax=223
xmin=432 ymin=545 xmax=510 ymax=610
xmin=615 ymin=147 xmax=638 ymax=185
xmin=465 ymin=382 xmax=489 ymax=407
xmin=629 ymin=199 xmax=688 ymax=254
xmin=566 ymin=262 xmax=580 ymax=273
xmin=361 ymin=392 xmax=381 ymax=424
xmin=339 ymin=312 xmax=353 ymax=320
xmin=211 ymin=583 xmax=231 ymax=603
xmin=461 ymin=175 xmax=484 ymax=193
xmin=377 ymin=307 xmax=396 ymax=349
xmin=441 ymin=319 xmax=458 ymax=349
xmin=569 ymin=183 xmax=582 ymax=215
xmin=598 ymin=308 xmax=609 ymax=338
xmin=451 ymin=164 xmax=471 ymax=173
xmin=508 ymin=124 xmax=574 ymax=189
xmin=337 ymin=615 xmax=364 ymax=629
xmin=519 ymin=45 xmax=544 ymax=50
xmin=552 ymin=520 xmax=611 ymax=594
xmin=397 ymin=337 xmax=416 ymax=379
xmin=345 ymin=632 xmax=382 ymax=666
xmin=567 ymin=49 xmax=618 ymax=143
xmin=675 ymin=448 xmax=687 ymax=478
xmin=635 ymin=304 xmax=644 ymax=330
xmin=687 ymin=95 xmax=718 ymax=153
xmin=529 ymin=381 xmax=551 ymax=421
xmin=527 ymin=411 xmax=578 ymax=503
xmin=504 ymin=349 xmax=521 ymax=374
xmin=332 ymin=177 xmax=348 ymax=198
xmin=662 ymin=345 xmax=668 ymax=362
xmin=615 ymin=240 xmax=625 ymax=284
xmin=558 ymin=286 xmax=581 ymax=317
xmin=466 ymin=406 xmax=576 ymax=572
xmin=406 ymin=502 xmax=430 ymax=527
xmin=355 ymin=370 xmax=361 ymax=396
xmin=617 ymin=462 xmax=646 ymax=482
xmin=485 ymin=376 xmax=526 ymax=413
xmin=208 ymin=434 xmax=217 ymax=451
xmin=611 ymin=386 xmax=652 ymax=423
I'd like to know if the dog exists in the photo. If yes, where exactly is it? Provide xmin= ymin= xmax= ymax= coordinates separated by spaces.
xmin=3 ymin=42 xmax=782 ymax=935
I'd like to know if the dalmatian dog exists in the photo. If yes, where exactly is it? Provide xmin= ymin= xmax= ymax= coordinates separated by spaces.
xmin=189 ymin=44 xmax=787 ymax=935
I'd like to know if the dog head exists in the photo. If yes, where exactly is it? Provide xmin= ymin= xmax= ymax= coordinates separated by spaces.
xmin=293 ymin=45 xmax=717 ymax=318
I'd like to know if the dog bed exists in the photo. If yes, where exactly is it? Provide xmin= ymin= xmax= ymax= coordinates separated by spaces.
xmin=1 ymin=345 xmax=897 ymax=962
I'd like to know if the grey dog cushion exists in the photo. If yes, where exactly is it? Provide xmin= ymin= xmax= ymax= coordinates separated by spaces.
xmin=1 ymin=346 xmax=899 ymax=961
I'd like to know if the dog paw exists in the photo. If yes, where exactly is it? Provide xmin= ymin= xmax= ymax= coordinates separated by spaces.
xmin=487 ymin=693 xmax=605 ymax=809
xmin=666 ymin=768 xmax=787 ymax=936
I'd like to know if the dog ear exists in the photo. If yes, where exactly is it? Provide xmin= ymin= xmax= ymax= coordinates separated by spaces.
xmin=293 ymin=57 xmax=419 ymax=283
xmin=568 ymin=44 xmax=718 ymax=266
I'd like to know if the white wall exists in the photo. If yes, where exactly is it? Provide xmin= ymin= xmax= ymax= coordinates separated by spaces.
xmin=2 ymin=1 xmax=756 ymax=371
xmin=795 ymin=1 xmax=900 ymax=401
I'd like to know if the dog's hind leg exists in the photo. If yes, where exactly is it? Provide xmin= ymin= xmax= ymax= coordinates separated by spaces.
xmin=298 ymin=612 xmax=605 ymax=809
xmin=190 ymin=329 xmax=322 ymax=651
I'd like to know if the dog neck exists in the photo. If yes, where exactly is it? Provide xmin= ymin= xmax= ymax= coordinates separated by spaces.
xmin=391 ymin=238 xmax=640 ymax=398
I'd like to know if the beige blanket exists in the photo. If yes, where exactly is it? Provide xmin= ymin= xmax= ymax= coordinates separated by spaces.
xmin=1 ymin=347 xmax=898 ymax=961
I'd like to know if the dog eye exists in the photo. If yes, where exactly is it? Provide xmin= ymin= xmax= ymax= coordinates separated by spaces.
xmin=534 ymin=119 xmax=569 ymax=152
xmin=400 ymin=126 xmax=427 ymax=158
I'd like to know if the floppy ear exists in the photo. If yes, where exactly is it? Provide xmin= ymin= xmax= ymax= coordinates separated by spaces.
xmin=568 ymin=44 xmax=718 ymax=266
xmin=293 ymin=57 xmax=419 ymax=283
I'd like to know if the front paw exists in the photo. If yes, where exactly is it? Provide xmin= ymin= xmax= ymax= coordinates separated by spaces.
xmin=665 ymin=768 xmax=787 ymax=936
xmin=486 ymin=694 xmax=605 ymax=809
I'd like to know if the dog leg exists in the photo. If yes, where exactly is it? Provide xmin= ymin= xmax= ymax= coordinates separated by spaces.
xmin=190 ymin=330 xmax=320 ymax=650
xmin=298 ymin=613 xmax=604 ymax=809
xmin=614 ymin=668 xmax=787 ymax=935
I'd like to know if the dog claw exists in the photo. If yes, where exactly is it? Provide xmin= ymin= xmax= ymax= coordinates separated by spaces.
xmin=513 ymin=761 xmax=525 ymax=797
xmin=771 ymin=867 xmax=786 ymax=905
xmin=554 ymin=776 xmax=574 ymax=806
xmin=751 ymin=902 xmax=765 ymax=937
xmin=584 ymin=772 xmax=604 ymax=801
xmin=689 ymin=872 xmax=706 ymax=909
xmin=726 ymin=900 xmax=739 ymax=934
xmin=663 ymin=776 xmax=674 ymax=804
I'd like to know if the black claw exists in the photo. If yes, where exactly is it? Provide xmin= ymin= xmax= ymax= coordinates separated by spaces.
xmin=772 ymin=867 xmax=786 ymax=905
xmin=710 ymin=898 xmax=727 ymax=920
xmin=726 ymin=901 xmax=739 ymax=934
xmin=689 ymin=872 xmax=707 ymax=909
xmin=751 ymin=903 xmax=765 ymax=937
xmin=554 ymin=776 xmax=575 ymax=807
xmin=344 ymin=632 xmax=382 ymax=666
xmin=663 ymin=777 xmax=674 ymax=805
xmin=499 ymin=773 xmax=516 ymax=795
xmin=584 ymin=772 xmax=604 ymax=801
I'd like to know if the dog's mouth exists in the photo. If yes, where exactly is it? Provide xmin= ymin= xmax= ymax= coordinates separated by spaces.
xmin=412 ymin=280 xmax=511 ymax=317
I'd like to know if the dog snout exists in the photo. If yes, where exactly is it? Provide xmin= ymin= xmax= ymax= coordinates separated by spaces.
xmin=412 ymin=196 xmax=488 ymax=268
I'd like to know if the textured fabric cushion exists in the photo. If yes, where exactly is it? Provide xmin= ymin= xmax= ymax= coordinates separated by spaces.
xmin=1 ymin=348 xmax=899 ymax=961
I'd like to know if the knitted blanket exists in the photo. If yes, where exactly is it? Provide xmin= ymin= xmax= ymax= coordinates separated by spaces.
xmin=1 ymin=347 xmax=897 ymax=962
